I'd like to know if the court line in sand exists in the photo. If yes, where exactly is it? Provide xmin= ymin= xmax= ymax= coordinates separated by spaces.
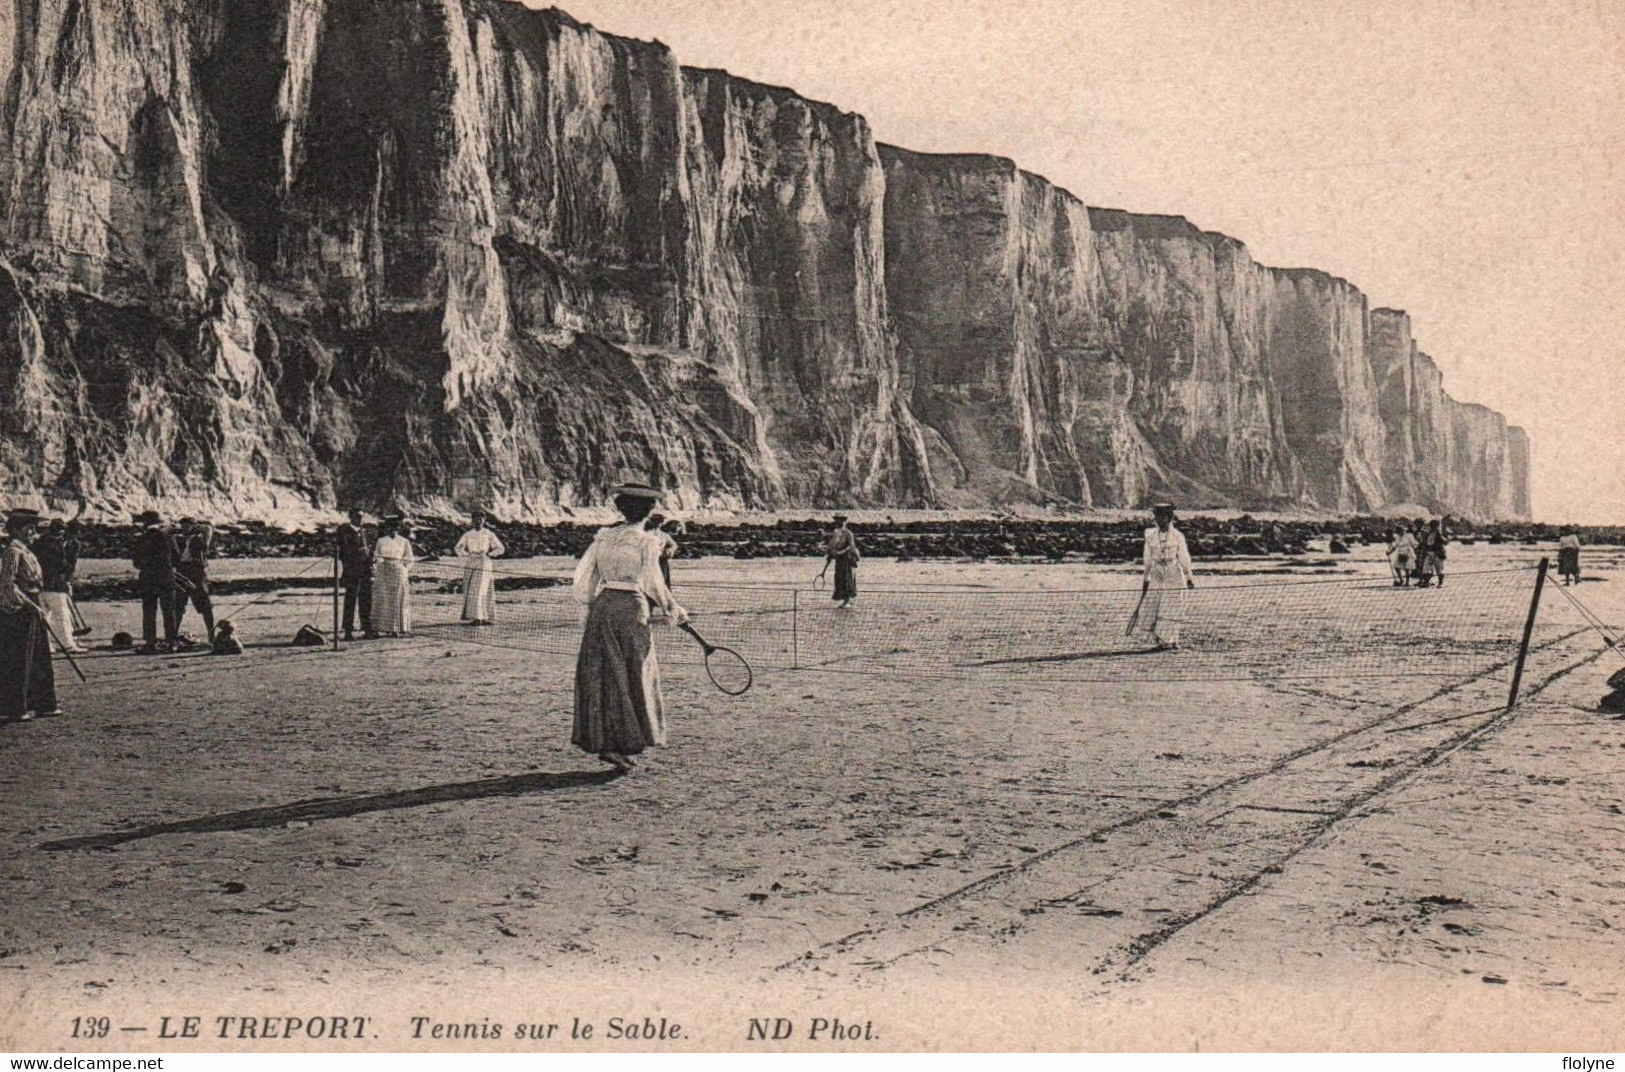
xmin=1096 ymin=639 xmax=1612 ymax=980
xmin=774 ymin=627 xmax=1597 ymax=981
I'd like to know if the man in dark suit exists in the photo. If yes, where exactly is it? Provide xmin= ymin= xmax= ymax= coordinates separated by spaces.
xmin=336 ymin=508 xmax=376 ymax=640
xmin=132 ymin=509 xmax=178 ymax=652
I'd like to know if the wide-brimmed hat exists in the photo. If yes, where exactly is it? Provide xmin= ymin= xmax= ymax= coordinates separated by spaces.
xmin=6 ymin=507 xmax=42 ymax=527
xmin=1151 ymin=501 xmax=1176 ymax=514
xmin=831 ymin=513 xmax=849 ymax=523
xmin=382 ymin=514 xmax=405 ymax=526
xmin=134 ymin=509 xmax=162 ymax=525
xmin=611 ymin=481 xmax=663 ymax=502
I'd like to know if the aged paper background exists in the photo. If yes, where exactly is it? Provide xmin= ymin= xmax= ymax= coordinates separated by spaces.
xmin=4 ymin=0 xmax=1623 ymax=1054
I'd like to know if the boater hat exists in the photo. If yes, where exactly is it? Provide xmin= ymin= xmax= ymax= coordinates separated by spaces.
xmin=611 ymin=480 xmax=663 ymax=501
xmin=831 ymin=513 xmax=849 ymax=523
xmin=1152 ymin=501 xmax=1176 ymax=513
xmin=135 ymin=509 xmax=162 ymax=525
xmin=6 ymin=507 xmax=42 ymax=527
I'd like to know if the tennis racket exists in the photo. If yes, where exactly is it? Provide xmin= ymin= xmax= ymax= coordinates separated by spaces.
xmin=1124 ymin=586 xmax=1147 ymax=636
xmin=678 ymin=621 xmax=752 ymax=695
xmin=813 ymin=568 xmax=827 ymax=592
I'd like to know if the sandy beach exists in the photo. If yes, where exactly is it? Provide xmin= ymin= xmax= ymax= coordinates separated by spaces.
xmin=1 ymin=541 xmax=1620 ymax=1050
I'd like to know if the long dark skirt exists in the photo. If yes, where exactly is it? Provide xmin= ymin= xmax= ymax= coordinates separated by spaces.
xmin=1559 ymin=546 xmax=1580 ymax=578
xmin=573 ymin=590 xmax=666 ymax=756
xmin=0 ymin=609 xmax=56 ymax=718
xmin=833 ymin=557 xmax=857 ymax=601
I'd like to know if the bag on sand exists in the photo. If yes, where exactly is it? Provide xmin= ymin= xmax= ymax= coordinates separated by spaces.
xmin=290 ymin=624 xmax=326 ymax=647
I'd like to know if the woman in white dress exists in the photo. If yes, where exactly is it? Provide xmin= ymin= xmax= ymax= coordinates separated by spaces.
xmin=371 ymin=516 xmax=415 ymax=637
xmin=455 ymin=510 xmax=505 ymax=624
xmin=35 ymin=521 xmax=87 ymax=654
xmin=572 ymin=483 xmax=688 ymax=772
xmin=1387 ymin=526 xmax=1417 ymax=587
xmin=1127 ymin=502 xmax=1196 ymax=650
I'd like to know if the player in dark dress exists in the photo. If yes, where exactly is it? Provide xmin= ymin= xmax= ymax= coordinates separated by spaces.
xmin=825 ymin=515 xmax=860 ymax=609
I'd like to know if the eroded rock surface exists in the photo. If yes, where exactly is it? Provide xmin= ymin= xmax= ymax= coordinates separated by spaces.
xmin=0 ymin=0 xmax=1528 ymax=520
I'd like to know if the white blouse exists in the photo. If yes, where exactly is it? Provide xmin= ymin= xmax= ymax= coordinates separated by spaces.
xmin=573 ymin=524 xmax=680 ymax=614
xmin=374 ymin=534 xmax=415 ymax=565
xmin=455 ymin=528 xmax=505 ymax=558
xmin=1142 ymin=525 xmax=1194 ymax=580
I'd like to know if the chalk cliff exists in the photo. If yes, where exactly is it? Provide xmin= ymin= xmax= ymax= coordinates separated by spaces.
xmin=0 ymin=0 xmax=1529 ymax=520
xmin=880 ymin=149 xmax=1522 ymax=516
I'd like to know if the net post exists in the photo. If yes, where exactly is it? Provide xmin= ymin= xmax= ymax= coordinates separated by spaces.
xmin=1507 ymin=557 xmax=1549 ymax=710
xmin=331 ymin=535 xmax=341 ymax=653
xmin=791 ymin=587 xmax=799 ymax=670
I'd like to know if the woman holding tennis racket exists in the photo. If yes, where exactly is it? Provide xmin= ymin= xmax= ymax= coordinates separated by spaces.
xmin=1126 ymin=501 xmax=1195 ymax=650
xmin=571 ymin=481 xmax=690 ymax=773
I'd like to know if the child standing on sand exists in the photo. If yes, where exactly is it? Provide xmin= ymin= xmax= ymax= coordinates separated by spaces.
xmin=1558 ymin=528 xmax=1582 ymax=585
xmin=1387 ymin=526 xmax=1416 ymax=587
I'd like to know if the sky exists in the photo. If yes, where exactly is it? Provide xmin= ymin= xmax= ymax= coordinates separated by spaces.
xmin=527 ymin=0 xmax=1624 ymax=522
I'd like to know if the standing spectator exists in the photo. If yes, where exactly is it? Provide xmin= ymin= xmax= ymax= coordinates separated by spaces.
xmin=1412 ymin=520 xmax=1433 ymax=588
xmin=34 ymin=520 xmax=86 ymax=653
xmin=62 ymin=520 xmax=89 ymax=640
xmin=454 ymin=509 xmax=506 ymax=626
xmin=172 ymin=517 xmax=216 ymax=646
xmin=132 ymin=510 xmax=178 ymax=652
xmin=370 ymin=516 xmax=415 ymax=637
xmin=1425 ymin=519 xmax=1448 ymax=588
xmin=0 ymin=508 xmax=60 ymax=721
xmin=1558 ymin=527 xmax=1582 ymax=585
xmin=1387 ymin=526 xmax=1416 ymax=588
xmin=336 ymin=508 xmax=376 ymax=640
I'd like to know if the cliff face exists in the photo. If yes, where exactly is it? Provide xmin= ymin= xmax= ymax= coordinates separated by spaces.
xmin=0 ymin=0 xmax=1528 ymax=520
xmin=1368 ymin=307 xmax=1526 ymax=519
xmin=880 ymin=149 xmax=1514 ymax=516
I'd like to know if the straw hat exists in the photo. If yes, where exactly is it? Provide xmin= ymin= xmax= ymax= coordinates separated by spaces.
xmin=611 ymin=480 xmax=663 ymax=501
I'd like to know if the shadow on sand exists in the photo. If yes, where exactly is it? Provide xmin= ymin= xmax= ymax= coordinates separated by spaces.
xmin=964 ymin=646 xmax=1168 ymax=668
xmin=40 ymin=768 xmax=622 ymax=852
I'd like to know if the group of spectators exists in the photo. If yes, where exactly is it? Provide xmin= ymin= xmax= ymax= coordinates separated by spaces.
xmin=1386 ymin=519 xmax=1450 ymax=588
xmin=128 ymin=509 xmax=219 ymax=652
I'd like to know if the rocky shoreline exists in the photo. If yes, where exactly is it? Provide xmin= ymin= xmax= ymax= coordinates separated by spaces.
xmin=63 ymin=515 xmax=1613 ymax=573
